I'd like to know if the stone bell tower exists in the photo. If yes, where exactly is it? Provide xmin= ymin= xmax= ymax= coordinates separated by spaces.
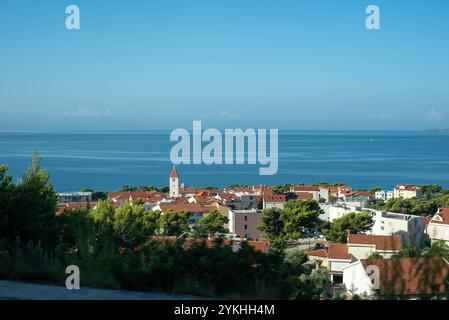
xmin=169 ymin=165 xmax=180 ymax=198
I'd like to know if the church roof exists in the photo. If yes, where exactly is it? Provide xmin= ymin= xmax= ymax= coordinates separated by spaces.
xmin=170 ymin=166 xmax=179 ymax=178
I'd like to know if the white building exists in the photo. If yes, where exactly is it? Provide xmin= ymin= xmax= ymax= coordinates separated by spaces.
xmin=427 ymin=208 xmax=449 ymax=245
xmin=169 ymin=166 xmax=180 ymax=198
xmin=228 ymin=209 xmax=263 ymax=240
xmin=307 ymin=243 xmax=355 ymax=284
xmin=342 ymin=260 xmax=376 ymax=296
xmin=374 ymin=190 xmax=394 ymax=201
xmin=319 ymin=203 xmax=362 ymax=222
xmin=58 ymin=192 xmax=92 ymax=203
xmin=394 ymin=185 xmax=422 ymax=199
xmin=367 ymin=209 xmax=425 ymax=247
xmin=347 ymin=234 xmax=402 ymax=259
xmin=290 ymin=186 xmax=330 ymax=203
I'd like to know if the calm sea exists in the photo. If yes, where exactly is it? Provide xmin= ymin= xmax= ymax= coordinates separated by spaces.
xmin=0 ymin=131 xmax=448 ymax=192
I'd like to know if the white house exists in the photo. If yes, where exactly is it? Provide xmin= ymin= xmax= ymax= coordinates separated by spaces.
xmin=342 ymin=191 xmax=374 ymax=208
xmin=319 ymin=203 xmax=363 ymax=222
xmin=427 ymin=208 xmax=449 ymax=245
xmin=290 ymin=185 xmax=330 ymax=203
xmin=367 ymin=209 xmax=426 ymax=248
xmin=394 ymin=185 xmax=422 ymax=199
xmin=58 ymin=192 xmax=92 ymax=203
xmin=307 ymin=243 xmax=355 ymax=284
xmin=347 ymin=234 xmax=402 ymax=259
xmin=375 ymin=190 xmax=394 ymax=201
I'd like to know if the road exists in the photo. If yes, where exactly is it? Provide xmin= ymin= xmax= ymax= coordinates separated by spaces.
xmin=0 ymin=280 xmax=205 ymax=300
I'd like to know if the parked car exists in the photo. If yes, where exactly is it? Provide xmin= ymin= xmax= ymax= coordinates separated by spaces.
xmin=314 ymin=243 xmax=326 ymax=250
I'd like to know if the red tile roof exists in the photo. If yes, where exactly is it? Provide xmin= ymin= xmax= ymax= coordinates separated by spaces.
xmin=430 ymin=208 xmax=449 ymax=225
xmin=157 ymin=203 xmax=211 ymax=213
xmin=347 ymin=234 xmax=402 ymax=251
xmin=57 ymin=202 xmax=96 ymax=214
xmin=170 ymin=166 xmax=179 ymax=178
xmin=346 ymin=190 xmax=375 ymax=199
xmin=423 ymin=215 xmax=432 ymax=226
xmin=246 ymin=240 xmax=271 ymax=253
xmin=109 ymin=190 xmax=166 ymax=202
xmin=306 ymin=243 xmax=351 ymax=260
xmin=180 ymin=187 xmax=198 ymax=194
xmin=294 ymin=192 xmax=314 ymax=200
xmin=327 ymin=243 xmax=351 ymax=259
xmin=263 ymin=194 xmax=287 ymax=203
xmin=360 ymin=258 xmax=449 ymax=296
xmin=395 ymin=184 xmax=421 ymax=191
xmin=306 ymin=248 xmax=328 ymax=259
xmin=292 ymin=185 xmax=320 ymax=192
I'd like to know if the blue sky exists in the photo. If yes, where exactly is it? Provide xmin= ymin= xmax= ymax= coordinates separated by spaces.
xmin=0 ymin=0 xmax=448 ymax=131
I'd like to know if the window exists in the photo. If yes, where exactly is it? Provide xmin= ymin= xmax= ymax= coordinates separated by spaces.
xmin=244 ymin=225 xmax=248 ymax=230
xmin=244 ymin=216 xmax=247 ymax=221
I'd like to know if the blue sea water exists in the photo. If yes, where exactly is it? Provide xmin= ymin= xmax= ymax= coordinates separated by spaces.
xmin=0 ymin=131 xmax=449 ymax=192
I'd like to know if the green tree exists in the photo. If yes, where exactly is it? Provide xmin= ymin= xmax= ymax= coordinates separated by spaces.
xmin=425 ymin=240 xmax=449 ymax=259
xmin=272 ymin=184 xmax=291 ymax=195
xmin=8 ymin=151 xmax=58 ymax=248
xmin=290 ymin=269 xmax=332 ymax=300
xmin=0 ymin=165 xmax=14 ymax=240
xmin=113 ymin=202 xmax=161 ymax=247
xmin=158 ymin=210 xmax=190 ymax=236
xmin=367 ymin=252 xmax=383 ymax=259
xmin=80 ymin=188 xmax=108 ymax=201
xmin=91 ymin=198 xmax=115 ymax=233
xmin=259 ymin=200 xmax=323 ymax=249
xmin=192 ymin=211 xmax=228 ymax=238
xmin=281 ymin=199 xmax=323 ymax=239
xmin=369 ymin=186 xmax=381 ymax=193
xmin=323 ymin=212 xmax=374 ymax=243
xmin=370 ymin=197 xmax=438 ymax=217
xmin=259 ymin=207 xmax=285 ymax=247
xmin=393 ymin=245 xmax=423 ymax=258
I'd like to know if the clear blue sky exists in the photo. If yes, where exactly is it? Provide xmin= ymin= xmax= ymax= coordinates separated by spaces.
xmin=1 ymin=0 xmax=448 ymax=131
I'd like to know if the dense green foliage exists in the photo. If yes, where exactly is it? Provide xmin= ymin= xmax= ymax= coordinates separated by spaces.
xmin=322 ymin=212 xmax=374 ymax=243
xmin=392 ymin=241 xmax=449 ymax=260
xmin=0 ymin=151 xmax=58 ymax=248
xmin=80 ymin=188 xmax=108 ymax=201
xmin=0 ymin=153 xmax=336 ymax=299
xmin=370 ymin=185 xmax=449 ymax=216
xmin=192 ymin=210 xmax=229 ymax=238
xmin=259 ymin=199 xmax=323 ymax=248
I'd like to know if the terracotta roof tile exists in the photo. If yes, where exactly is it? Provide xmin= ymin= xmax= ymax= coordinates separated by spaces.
xmin=360 ymin=258 xmax=449 ymax=296
xmin=170 ymin=166 xmax=179 ymax=178
xmin=430 ymin=208 xmax=449 ymax=225
xmin=306 ymin=243 xmax=351 ymax=260
xmin=158 ymin=203 xmax=211 ymax=213
xmin=348 ymin=234 xmax=402 ymax=251
xmin=292 ymin=185 xmax=320 ymax=192
xmin=263 ymin=194 xmax=287 ymax=203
